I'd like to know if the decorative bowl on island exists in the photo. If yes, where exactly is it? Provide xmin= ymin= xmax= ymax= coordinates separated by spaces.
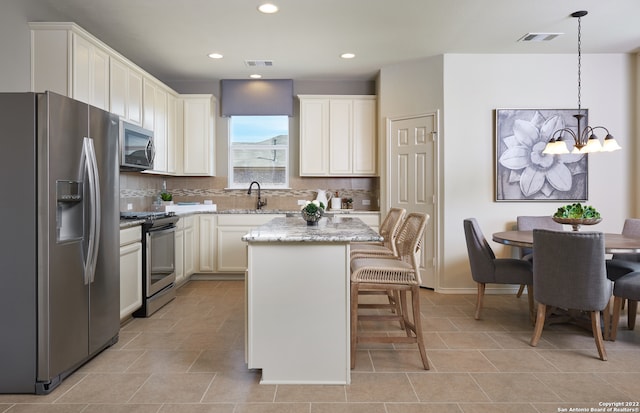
xmin=301 ymin=200 xmax=325 ymax=225
xmin=552 ymin=203 xmax=602 ymax=231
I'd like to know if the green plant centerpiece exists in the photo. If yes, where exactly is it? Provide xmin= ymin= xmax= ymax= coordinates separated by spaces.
xmin=301 ymin=200 xmax=325 ymax=225
xmin=160 ymin=192 xmax=172 ymax=202
xmin=552 ymin=202 xmax=602 ymax=231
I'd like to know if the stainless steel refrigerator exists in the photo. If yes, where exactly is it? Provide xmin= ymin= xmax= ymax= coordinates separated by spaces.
xmin=0 ymin=91 xmax=120 ymax=394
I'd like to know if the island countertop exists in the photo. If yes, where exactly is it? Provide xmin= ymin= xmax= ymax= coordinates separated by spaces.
xmin=241 ymin=215 xmax=383 ymax=243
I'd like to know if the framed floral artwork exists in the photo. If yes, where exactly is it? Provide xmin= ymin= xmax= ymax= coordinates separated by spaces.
xmin=495 ymin=109 xmax=588 ymax=201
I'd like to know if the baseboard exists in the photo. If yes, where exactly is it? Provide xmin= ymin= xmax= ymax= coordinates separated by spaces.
xmin=434 ymin=286 xmax=521 ymax=295
xmin=190 ymin=273 xmax=245 ymax=281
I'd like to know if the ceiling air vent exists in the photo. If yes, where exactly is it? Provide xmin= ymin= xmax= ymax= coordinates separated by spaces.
xmin=518 ymin=33 xmax=563 ymax=42
xmin=245 ymin=60 xmax=274 ymax=67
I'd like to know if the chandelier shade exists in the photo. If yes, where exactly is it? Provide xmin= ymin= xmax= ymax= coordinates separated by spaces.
xmin=542 ymin=11 xmax=621 ymax=155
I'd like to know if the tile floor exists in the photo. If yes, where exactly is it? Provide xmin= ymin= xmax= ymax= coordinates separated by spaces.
xmin=1 ymin=280 xmax=639 ymax=412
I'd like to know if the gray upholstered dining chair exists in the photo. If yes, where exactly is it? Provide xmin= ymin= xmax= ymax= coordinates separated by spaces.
xmin=606 ymin=218 xmax=640 ymax=281
xmin=514 ymin=216 xmax=563 ymax=297
xmin=530 ymin=229 xmax=612 ymax=361
xmin=463 ymin=218 xmax=534 ymax=321
xmin=609 ymin=271 xmax=640 ymax=341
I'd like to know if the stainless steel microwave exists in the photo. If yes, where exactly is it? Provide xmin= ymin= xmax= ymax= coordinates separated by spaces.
xmin=120 ymin=121 xmax=154 ymax=171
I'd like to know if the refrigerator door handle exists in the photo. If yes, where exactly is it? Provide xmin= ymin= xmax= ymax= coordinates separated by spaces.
xmin=82 ymin=137 xmax=101 ymax=284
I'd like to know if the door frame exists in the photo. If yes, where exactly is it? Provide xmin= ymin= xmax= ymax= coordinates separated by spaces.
xmin=383 ymin=112 xmax=441 ymax=290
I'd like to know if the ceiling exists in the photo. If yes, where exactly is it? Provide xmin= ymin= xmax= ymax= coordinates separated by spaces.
xmin=18 ymin=0 xmax=640 ymax=84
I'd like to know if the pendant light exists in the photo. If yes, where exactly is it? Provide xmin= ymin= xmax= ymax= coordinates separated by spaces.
xmin=543 ymin=11 xmax=622 ymax=155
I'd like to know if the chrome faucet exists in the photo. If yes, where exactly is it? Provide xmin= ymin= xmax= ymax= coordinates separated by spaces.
xmin=247 ymin=181 xmax=267 ymax=210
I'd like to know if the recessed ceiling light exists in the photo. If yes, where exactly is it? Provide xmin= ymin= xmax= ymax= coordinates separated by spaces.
xmin=258 ymin=3 xmax=278 ymax=14
xmin=250 ymin=74 xmax=262 ymax=79
xmin=518 ymin=33 xmax=563 ymax=42
xmin=208 ymin=53 xmax=223 ymax=59
xmin=340 ymin=53 xmax=356 ymax=59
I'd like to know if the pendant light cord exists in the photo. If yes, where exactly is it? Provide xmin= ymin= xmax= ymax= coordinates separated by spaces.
xmin=577 ymin=15 xmax=582 ymax=113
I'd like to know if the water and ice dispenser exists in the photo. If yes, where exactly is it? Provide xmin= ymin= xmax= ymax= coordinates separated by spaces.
xmin=56 ymin=180 xmax=83 ymax=243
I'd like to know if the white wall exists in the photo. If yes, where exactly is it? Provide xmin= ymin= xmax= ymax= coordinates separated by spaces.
xmin=380 ymin=53 xmax=636 ymax=293
xmin=0 ymin=1 xmax=33 ymax=91
xmin=378 ymin=56 xmax=444 ymax=213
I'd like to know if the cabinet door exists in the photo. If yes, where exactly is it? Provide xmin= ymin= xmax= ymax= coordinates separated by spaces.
xmin=127 ymin=69 xmax=143 ymax=125
xmin=119 ymin=241 xmax=142 ymax=320
xmin=73 ymin=34 xmax=109 ymax=110
xmin=299 ymin=98 xmax=329 ymax=176
xmin=198 ymin=215 xmax=216 ymax=272
xmin=216 ymin=226 xmax=250 ymax=272
xmin=109 ymin=58 xmax=127 ymax=119
xmin=184 ymin=221 xmax=196 ymax=276
xmin=329 ymin=99 xmax=353 ymax=175
xmin=110 ymin=58 xmax=143 ymax=126
xmin=352 ymin=99 xmax=377 ymax=175
xmin=142 ymin=78 xmax=156 ymax=131
xmin=168 ymin=94 xmax=183 ymax=174
xmin=175 ymin=228 xmax=185 ymax=284
xmin=183 ymin=96 xmax=214 ymax=176
xmin=153 ymin=87 xmax=168 ymax=173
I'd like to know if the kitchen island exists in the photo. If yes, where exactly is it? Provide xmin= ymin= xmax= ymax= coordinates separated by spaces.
xmin=242 ymin=215 xmax=382 ymax=384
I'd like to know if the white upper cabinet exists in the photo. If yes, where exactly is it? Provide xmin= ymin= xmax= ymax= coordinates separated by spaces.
xmin=167 ymin=93 xmax=183 ymax=174
xmin=142 ymin=78 xmax=173 ymax=175
xmin=30 ymin=22 xmax=215 ymax=177
xmin=182 ymin=95 xmax=216 ymax=176
xmin=110 ymin=56 xmax=143 ymax=125
xmin=30 ymin=23 xmax=109 ymax=110
xmin=299 ymin=95 xmax=377 ymax=176
xmin=72 ymin=34 xmax=109 ymax=110
xmin=299 ymin=98 xmax=330 ymax=176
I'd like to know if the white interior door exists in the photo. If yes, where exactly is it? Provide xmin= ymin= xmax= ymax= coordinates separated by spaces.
xmin=388 ymin=113 xmax=438 ymax=288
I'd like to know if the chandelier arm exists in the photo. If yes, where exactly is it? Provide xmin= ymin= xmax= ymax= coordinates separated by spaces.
xmin=551 ymin=128 xmax=577 ymax=143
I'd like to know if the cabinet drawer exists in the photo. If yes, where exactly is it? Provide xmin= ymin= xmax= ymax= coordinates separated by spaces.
xmin=120 ymin=225 xmax=142 ymax=246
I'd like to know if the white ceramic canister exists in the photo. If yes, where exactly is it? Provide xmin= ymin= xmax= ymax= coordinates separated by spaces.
xmin=331 ymin=197 xmax=342 ymax=210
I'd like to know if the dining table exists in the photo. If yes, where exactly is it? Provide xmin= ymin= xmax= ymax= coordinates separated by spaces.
xmin=492 ymin=230 xmax=640 ymax=254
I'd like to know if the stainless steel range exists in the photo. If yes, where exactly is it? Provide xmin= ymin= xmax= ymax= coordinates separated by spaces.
xmin=121 ymin=212 xmax=179 ymax=317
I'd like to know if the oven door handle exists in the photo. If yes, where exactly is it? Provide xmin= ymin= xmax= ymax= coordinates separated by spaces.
xmin=148 ymin=225 xmax=176 ymax=235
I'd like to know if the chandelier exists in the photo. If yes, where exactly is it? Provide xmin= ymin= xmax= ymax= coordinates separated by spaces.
xmin=542 ymin=11 xmax=622 ymax=155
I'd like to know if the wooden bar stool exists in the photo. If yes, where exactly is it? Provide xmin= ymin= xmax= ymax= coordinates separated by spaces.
xmin=350 ymin=212 xmax=430 ymax=370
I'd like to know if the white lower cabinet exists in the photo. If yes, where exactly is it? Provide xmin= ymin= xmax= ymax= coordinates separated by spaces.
xmin=216 ymin=214 xmax=282 ymax=273
xmin=183 ymin=216 xmax=196 ymax=277
xmin=198 ymin=215 xmax=217 ymax=273
xmin=175 ymin=215 xmax=196 ymax=283
xmin=175 ymin=220 xmax=185 ymax=284
xmin=187 ymin=213 xmax=372 ymax=276
xmin=119 ymin=226 xmax=143 ymax=320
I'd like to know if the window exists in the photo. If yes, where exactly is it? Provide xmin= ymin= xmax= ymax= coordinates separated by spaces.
xmin=228 ymin=116 xmax=289 ymax=189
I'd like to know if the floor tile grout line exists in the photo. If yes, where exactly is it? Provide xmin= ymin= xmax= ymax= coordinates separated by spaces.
xmin=198 ymin=372 xmax=218 ymax=404
xmin=125 ymin=372 xmax=154 ymax=404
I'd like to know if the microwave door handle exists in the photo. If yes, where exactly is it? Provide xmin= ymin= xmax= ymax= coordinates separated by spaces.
xmin=146 ymin=139 xmax=156 ymax=164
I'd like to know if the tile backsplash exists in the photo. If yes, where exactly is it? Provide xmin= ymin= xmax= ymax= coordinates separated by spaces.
xmin=120 ymin=172 xmax=379 ymax=212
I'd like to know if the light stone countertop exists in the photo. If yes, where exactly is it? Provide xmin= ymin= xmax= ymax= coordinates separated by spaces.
xmin=241 ymin=215 xmax=383 ymax=243
xmin=177 ymin=209 xmax=380 ymax=216
xmin=120 ymin=209 xmax=380 ymax=228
